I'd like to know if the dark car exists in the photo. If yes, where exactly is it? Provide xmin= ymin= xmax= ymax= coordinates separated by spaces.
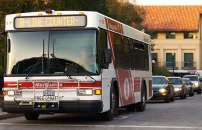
xmin=167 ymin=77 xmax=187 ymax=99
xmin=199 ymin=77 xmax=202 ymax=88
xmin=182 ymin=78 xmax=194 ymax=96
xmin=183 ymin=75 xmax=201 ymax=94
xmin=151 ymin=76 xmax=175 ymax=103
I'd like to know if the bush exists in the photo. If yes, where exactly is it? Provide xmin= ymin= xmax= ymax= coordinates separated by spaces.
xmin=152 ymin=63 xmax=172 ymax=77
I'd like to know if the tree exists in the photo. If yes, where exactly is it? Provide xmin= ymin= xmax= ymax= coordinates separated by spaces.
xmin=0 ymin=0 xmax=145 ymax=88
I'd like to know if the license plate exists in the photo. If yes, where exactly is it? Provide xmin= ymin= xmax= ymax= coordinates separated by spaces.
xmin=43 ymin=90 xmax=55 ymax=96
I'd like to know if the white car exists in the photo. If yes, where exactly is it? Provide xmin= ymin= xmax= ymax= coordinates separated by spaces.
xmin=183 ymin=75 xmax=201 ymax=94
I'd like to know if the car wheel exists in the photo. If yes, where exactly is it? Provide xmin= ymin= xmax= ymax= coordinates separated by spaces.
xmin=180 ymin=93 xmax=184 ymax=99
xmin=170 ymin=93 xmax=175 ymax=101
xmin=184 ymin=93 xmax=187 ymax=99
xmin=136 ymin=84 xmax=146 ymax=112
xmin=102 ymin=86 xmax=117 ymax=121
xmin=197 ymin=88 xmax=201 ymax=94
xmin=24 ymin=113 xmax=39 ymax=120
xmin=165 ymin=91 xmax=170 ymax=103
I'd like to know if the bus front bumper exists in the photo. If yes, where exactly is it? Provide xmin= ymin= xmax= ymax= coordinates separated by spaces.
xmin=2 ymin=100 xmax=103 ymax=113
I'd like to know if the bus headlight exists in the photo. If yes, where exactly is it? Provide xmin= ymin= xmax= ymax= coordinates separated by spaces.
xmin=7 ymin=90 xmax=21 ymax=96
xmin=159 ymin=88 xmax=166 ymax=93
xmin=8 ymin=91 xmax=15 ymax=95
xmin=78 ymin=89 xmax=93 ymax=96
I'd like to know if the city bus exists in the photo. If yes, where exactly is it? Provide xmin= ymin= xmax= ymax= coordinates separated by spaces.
xmin=1 ymin=9 xmax=153 ymax=121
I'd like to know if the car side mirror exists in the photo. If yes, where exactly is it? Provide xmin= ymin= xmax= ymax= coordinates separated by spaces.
xmin=104 ymin=49 xmax=111 ymax=64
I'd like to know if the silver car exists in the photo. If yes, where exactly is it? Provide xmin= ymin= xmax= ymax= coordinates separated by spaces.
xmin=167 ymin=77 xmax=187 ymax=99
xmin=183 ymin=75 xmax=201 ymax=94
xmin=182 ymin=78 xmax=194 ymax=96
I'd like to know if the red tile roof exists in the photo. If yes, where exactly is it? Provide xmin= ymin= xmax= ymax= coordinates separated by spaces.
xmin=141 ymin=5 xmax=202 ymax=31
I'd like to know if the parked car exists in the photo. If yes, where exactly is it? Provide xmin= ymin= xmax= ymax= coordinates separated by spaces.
xmin=167 ymin=77 xmax=187 ymax=99
xmin=182 ymin=78 xmax=194 ymax=96
xmin=183 ymin=75 xmax=201 ymax=94
xmin=151 ymin=76 xmax=175 ymax=103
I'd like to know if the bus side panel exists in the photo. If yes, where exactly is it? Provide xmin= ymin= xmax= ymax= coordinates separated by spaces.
xmin=101 ymin=70 xmax=116 ymax=112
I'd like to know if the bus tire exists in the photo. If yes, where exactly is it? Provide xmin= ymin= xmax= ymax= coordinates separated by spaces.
xmin=136 ymin=84 xmax=146 ymax=112
xmin=24 ymin=113 xmax=39 ymax=120
xmin=102 ymin=86 xmax=117 ymax=121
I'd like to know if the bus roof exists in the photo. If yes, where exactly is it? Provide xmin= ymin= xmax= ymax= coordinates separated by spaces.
xmin=5 ymin=10 xmax=150 ymax=44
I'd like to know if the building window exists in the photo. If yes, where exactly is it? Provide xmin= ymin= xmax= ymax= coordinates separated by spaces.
xmin=184 ymin=32 xmax=193 ymax=39
xmin=151 ymin=32 xmax=157 ymax=39
xmin=151 ymin=53 xmax=158 ymax=63
xmin=184 ymin=53 xmax=193 ymax=67
xmin=166 ymin=32 xmax=175 ymax=39
xmin=166 ymin=53 xmax=175 ymax=68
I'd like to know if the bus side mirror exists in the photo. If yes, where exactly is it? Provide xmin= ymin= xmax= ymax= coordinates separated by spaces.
xmin=104 ymin=49 xmax=111 ymax=64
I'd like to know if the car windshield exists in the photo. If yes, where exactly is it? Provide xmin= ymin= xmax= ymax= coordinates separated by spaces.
xmin=199 ymin=78 xmax=202 ymax=82
xmin=152 ymin=77 xmax=166 ymax=84
xmin=183 ymin=80 xmax=190 ymax=85
xmin=167 ymin=78 xmax=182 ymax=85
xmin=6 ymin=30 xmax=99 ymax=75
xmin=183 ymin=76 xmax=198 ymax=81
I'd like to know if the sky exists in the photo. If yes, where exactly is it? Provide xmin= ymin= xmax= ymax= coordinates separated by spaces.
xmin=136 ymin=0 xmax=202 ymax=5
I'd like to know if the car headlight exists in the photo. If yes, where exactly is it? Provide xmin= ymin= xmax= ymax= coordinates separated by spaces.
xmin=174 ymin=88 xmax=182 ymax=91
xmin=195 ymin=83 xmax=198 ymax=86
xmin=159 ymin=88 xmax=166 ymax=93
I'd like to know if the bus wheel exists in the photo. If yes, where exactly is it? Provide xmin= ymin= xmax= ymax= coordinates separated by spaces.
xmin=126 ymin=104 xmax=136 ymax=112
xmin=24 ymin=113 xmax=39 ymax=120
xmin=136 ymin=85 xmax=146 ymax=112
xmin=102 ymin=86 xmax=117 ymax=121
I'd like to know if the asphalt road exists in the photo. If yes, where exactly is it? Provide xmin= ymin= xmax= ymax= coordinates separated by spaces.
xmin=1 ymin=93 xmax=202 ymax=130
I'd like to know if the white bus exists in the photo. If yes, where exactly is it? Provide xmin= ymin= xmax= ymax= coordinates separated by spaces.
xmin=2 ymin=9 xmax=152 ymax=121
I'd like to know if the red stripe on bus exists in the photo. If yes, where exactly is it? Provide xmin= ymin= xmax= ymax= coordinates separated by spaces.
xmin=105 ymin=20 xmax=135 ymax=106
xmin=104 ymin=17 xmax=124 ymax=34
xmin=4 ymin=81 xmax=101 ymax=88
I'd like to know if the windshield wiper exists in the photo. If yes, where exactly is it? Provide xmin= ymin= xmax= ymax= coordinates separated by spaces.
xmin=25 ymin=40 xmax=46 ymax=79
xmin=51 ymin=39 xmax=72 ymax=79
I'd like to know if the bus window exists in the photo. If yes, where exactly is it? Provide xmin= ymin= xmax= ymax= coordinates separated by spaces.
xmin=139 ymin=42 xmax=145 ymax=70
xmin=114 ymin=34 xmax=123 ymax=70
xmin=144 ymin=43 xmax=149 ymax=71
xmin=129 ymin=39 xmax=134 ymax=70
xmin=134 ymin=40 xmax=140 ymax=70
xmin=123 ymin=37 xmax=130 ymax=70
xmin=100 ymin=29 xmax=107 ymax=64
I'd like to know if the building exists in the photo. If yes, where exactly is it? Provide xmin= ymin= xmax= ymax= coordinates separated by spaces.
xmin=142 ymin=5 xmax=202 ymax=76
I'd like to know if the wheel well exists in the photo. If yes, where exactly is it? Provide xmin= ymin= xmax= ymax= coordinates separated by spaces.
xmin=112 ymin=80 xmax=119 ymax=107
xmin=142 ymin=79 xmax=147 ymax=100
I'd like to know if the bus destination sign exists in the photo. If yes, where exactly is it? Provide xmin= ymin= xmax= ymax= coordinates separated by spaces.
xmin=14 ymin=15 xmax=87 ymax=29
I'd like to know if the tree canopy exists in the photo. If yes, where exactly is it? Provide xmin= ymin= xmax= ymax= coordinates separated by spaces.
xmin=0 ymin=0 xmax=146 ymax=78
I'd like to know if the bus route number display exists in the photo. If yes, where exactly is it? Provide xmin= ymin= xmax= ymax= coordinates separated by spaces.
xmin=14 ymin=15 xmax=87 ymax=29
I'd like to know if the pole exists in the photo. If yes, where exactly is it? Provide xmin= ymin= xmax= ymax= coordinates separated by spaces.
xmin=173 ymin=54 xmax=174 ymax=76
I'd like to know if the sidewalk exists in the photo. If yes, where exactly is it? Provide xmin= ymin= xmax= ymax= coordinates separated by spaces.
xmin=0 ymin=95 xmax=23 ymax=120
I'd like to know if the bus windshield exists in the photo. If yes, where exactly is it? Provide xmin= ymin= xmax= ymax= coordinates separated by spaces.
xmin=6 ymin=30 xmax=99 ymax=75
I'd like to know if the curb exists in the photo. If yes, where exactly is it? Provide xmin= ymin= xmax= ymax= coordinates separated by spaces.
xmin=0 ymin=113 xmax=24 ymax=120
